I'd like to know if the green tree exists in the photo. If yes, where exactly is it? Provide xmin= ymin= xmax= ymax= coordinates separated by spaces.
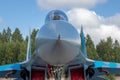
xmin=25 ymin=36 xmax=28 ymax=42
xmin=18 ymin=41 xmax=27 ymax=62
xmin=1 ymin=29 xmax=7 ymax=42
xmin=0 ymin=42 xmax=6 ymax=65
xmin=96 ymin=37 xmax=114 ymax=61
xmin=6 ymin=27 xmax=12 ymax=42
xmin=0 ymin=32 xmax=2 ymax=42
xmin=31 ymin=29 xmax=38 ymax=53
xmin=112 ymin=40 xmax=120 ymax=62
xmin=86 ymin=34 xmax=100 ymax=60
xmin=31 ymin=29 xmax=38 ymax=41
xmin=12 ymin=28 xmax=23 ymax=42
xmin=113 ymin=40 xmax=119 ymax=48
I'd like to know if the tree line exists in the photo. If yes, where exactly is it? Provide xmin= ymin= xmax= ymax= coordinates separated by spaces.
xmin=0 ymin=27 xmax=119 ymax=80
xmin=0 ymin=27 xmax=38 ymax=65
xmin=86 ymin=34 xmax=120 ymax=63
xmin=0 ymin=27 xmax=120 ymax=65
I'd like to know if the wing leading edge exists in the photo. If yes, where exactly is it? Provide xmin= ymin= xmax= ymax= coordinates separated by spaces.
xmin=94 ymin=61 xmax=120 ymax=68
xmin=0 ymin=64 xmax=21 ymax=71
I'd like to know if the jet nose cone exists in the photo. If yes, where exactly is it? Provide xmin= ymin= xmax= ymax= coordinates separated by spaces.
xmin=38 ymin=39 xmax=79 ymax=65
xmin=36 ymin=21 xmax=80 ymax=65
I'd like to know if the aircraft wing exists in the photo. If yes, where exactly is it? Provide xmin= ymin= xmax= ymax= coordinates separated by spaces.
xmin=0 ymin=63 xmax=21 ymax=78
xmin=85 ymin=60 xmax=120 ymax=80
xmin=93 ymin=61 xmax=120 ymax=74
xmin=0 ymin=63 xmax=21 ymax=71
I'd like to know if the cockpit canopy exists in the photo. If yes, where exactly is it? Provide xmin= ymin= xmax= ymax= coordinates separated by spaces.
xmin=45 ymin=10 xmax=68 ymax=23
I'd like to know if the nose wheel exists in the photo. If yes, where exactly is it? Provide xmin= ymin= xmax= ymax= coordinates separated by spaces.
xmin=51 ymin=65 xmax=64 ymax=80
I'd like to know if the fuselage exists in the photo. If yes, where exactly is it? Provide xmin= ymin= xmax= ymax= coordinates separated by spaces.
xmin=35 ymin=20 xmax=80 ymax=65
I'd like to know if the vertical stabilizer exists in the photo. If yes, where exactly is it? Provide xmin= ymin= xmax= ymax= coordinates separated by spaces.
xmin=26 ymin=29 xmax=31 ymax=61
xmin=80 ymin=26 xmax=87 ymax=57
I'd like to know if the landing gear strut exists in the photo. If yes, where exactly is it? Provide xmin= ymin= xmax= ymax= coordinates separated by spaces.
xmin=51 ymin=65 xmax=64 ymax=80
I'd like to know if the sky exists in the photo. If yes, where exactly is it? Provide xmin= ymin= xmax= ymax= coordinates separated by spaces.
xmin=0 ymin=0 xmax=120 ymax=45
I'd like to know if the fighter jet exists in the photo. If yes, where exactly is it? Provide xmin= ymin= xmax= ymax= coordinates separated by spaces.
xmin=0 ymin=10 xmax=120 ymax=80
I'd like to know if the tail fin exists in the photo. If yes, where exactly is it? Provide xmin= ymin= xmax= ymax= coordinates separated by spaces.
xmin=26 ymin=29 xmax=31 ymax=61
xmin=80 ymin=26 xmax=87 ymax=57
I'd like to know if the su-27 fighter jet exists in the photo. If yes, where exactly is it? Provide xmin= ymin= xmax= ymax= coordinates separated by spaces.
xmin=0 ymin=10 xmax=120 ymax=80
